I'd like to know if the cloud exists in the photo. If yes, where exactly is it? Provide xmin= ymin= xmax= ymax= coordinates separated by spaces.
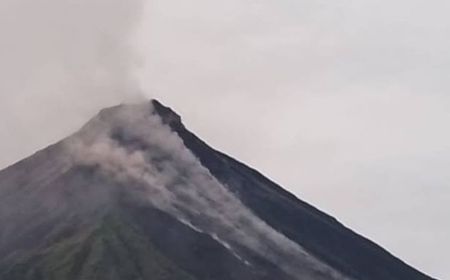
xmin=0 ymin=0 xmax=145 ymax=168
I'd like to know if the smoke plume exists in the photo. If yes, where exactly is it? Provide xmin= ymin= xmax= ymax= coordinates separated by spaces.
xmin=0 ymin=0 xmax=145 ymax=168
xmin=65 ymin=102 xmax=351 ymax=280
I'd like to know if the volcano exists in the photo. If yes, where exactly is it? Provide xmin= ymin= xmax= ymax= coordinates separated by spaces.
xmin=0 ymin=100 xmax=436 ymax=280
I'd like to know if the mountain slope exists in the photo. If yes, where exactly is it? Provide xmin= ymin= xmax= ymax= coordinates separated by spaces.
xmin=152 ymin=100 xmax=435 ymax=280
xmin=0 ymin=100 xmax=437 ymax=280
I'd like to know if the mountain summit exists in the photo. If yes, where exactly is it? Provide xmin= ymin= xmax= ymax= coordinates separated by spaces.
xmin=0 ymin=100 xmax=436 ymax=280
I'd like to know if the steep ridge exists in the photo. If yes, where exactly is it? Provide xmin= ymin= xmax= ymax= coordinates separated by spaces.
xmin=0 ymin=99 xmax=437 ymax=280
xmin=152 ymin=100 xmax=436 ymax=280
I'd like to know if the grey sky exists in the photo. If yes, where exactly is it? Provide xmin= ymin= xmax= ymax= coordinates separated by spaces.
xmin=0 ymin=0 xmax=449 ymax=279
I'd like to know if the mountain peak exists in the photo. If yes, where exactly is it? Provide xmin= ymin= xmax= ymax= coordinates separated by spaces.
xmin=91 ymin=99 xmax=183 ymax=130
xmin=75 ymin=99 xmax=184 ymax=145
xmin=151 ymin=99 xmax=183 ymax=128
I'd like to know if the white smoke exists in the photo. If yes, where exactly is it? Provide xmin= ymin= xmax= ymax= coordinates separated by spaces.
xmin=0 ymin=0 xmax=145 ymax=169
xmin=65 ymin=102 xmax=352 ymax=280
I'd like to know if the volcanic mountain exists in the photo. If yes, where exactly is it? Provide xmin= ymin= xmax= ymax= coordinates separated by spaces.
xmin=0 ymin=100 xmax=436 ymax=280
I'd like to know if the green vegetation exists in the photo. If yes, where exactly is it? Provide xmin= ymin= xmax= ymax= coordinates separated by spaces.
xmin=0 ymin=212 xmax=197 ymax=280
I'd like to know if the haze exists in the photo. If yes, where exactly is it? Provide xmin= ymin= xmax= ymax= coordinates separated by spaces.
xmin=0 ymin=0 xmax=448 ymax=279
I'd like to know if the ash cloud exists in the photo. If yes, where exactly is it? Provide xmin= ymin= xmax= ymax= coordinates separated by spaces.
xmin=65 ymin=103 xmax=351 ymax=280
xmin=0 ymin=0 xmax=145 ymax=168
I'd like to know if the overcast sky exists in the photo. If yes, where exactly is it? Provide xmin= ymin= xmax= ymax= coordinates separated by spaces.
xmin=0 ymin=0 xmax=449 ymax=278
